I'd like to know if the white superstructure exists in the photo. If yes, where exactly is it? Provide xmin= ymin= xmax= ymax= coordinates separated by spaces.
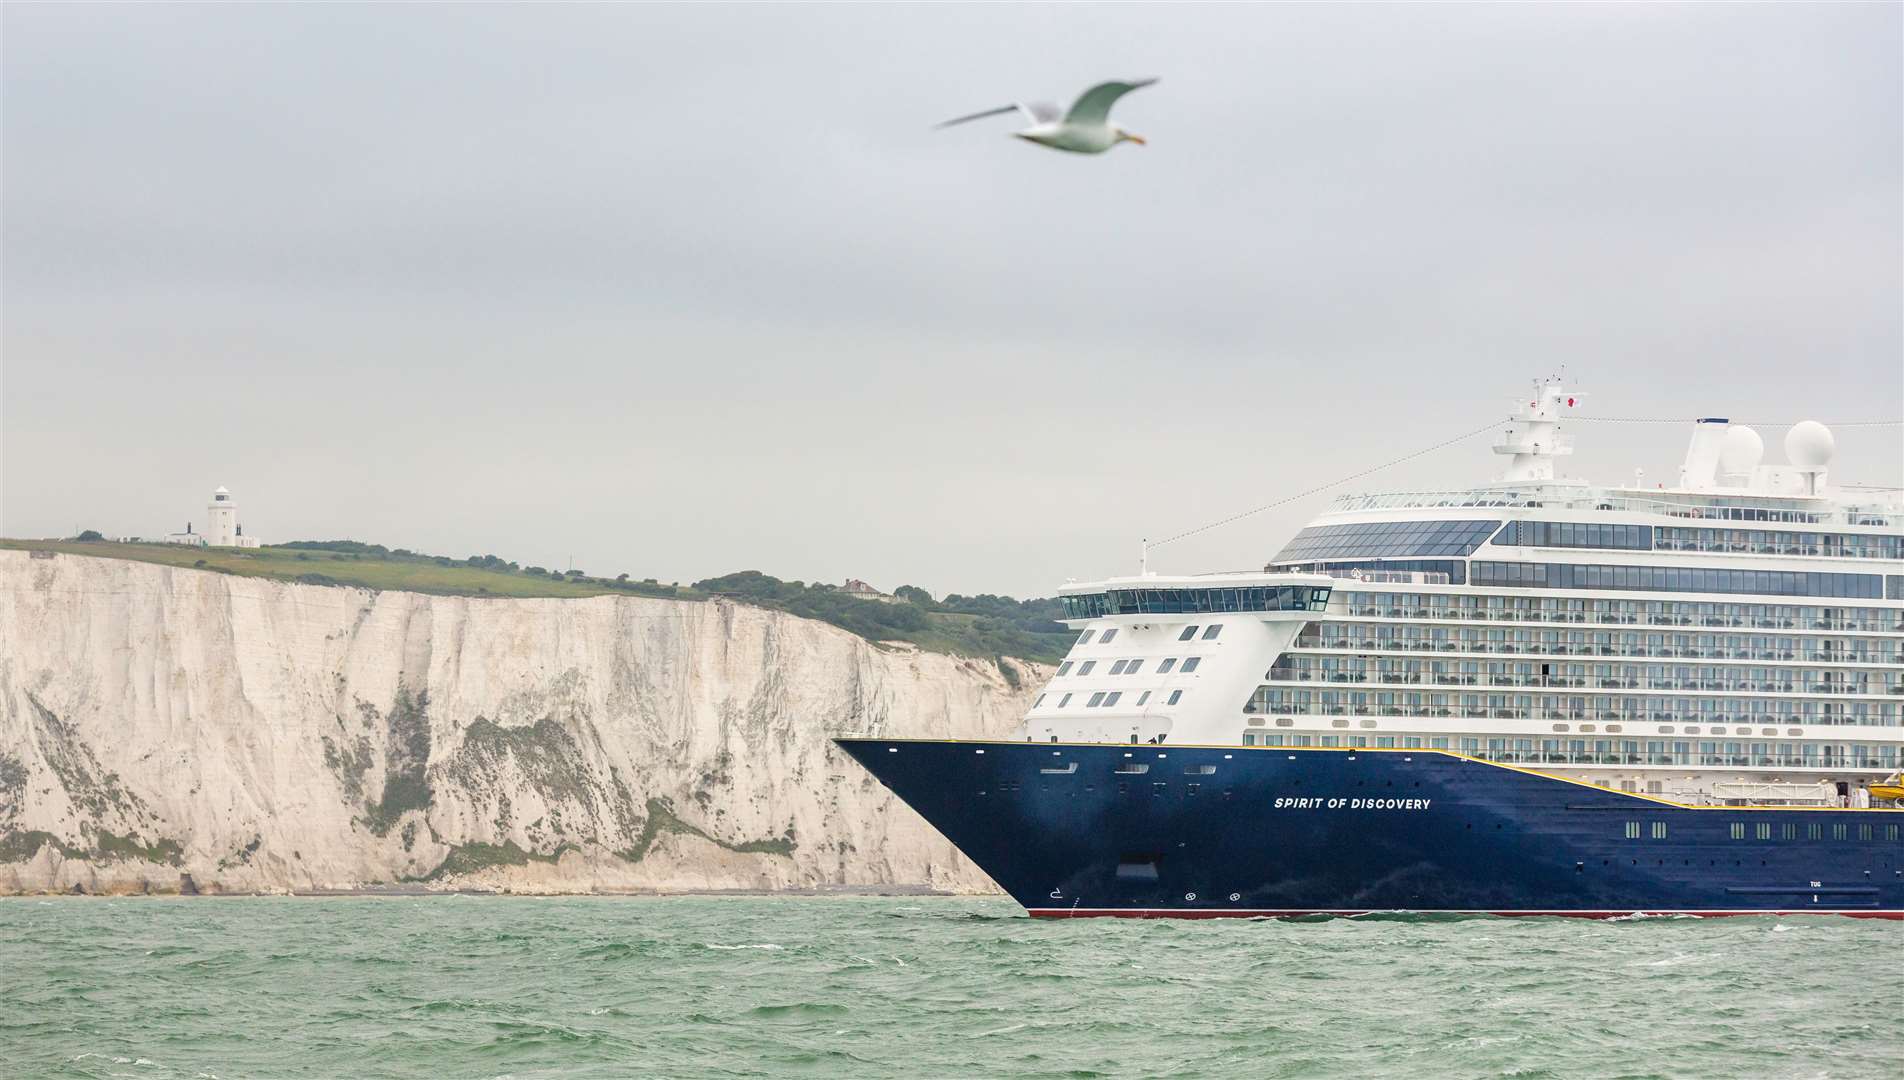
xmin=1020 ymin=379 xmax=1903 ymax=807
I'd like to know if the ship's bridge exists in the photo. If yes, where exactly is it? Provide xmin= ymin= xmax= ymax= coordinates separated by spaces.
xmin=1026 ymin=573 xmax=1335 ymax=746
xmin=1057 ymin=571 xmax=1334 ymax=623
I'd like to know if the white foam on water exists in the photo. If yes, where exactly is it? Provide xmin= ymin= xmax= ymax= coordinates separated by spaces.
xmin=1635 ymin=952 xmax=1708 ymax=968
xmin=703 ymin=942 xmax=784 ymax=950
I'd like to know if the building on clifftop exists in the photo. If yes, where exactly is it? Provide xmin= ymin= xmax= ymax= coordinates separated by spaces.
xmin=163 ymin=486 xmax=262 ymax=548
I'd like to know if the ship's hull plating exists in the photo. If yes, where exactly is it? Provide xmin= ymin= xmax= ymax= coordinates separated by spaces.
xmin=836 ymin=739 xmax=1904 ymax=918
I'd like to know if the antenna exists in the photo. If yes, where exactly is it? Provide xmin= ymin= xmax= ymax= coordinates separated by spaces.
xmin=1139 ymin=538 xmax=1149 ymax=577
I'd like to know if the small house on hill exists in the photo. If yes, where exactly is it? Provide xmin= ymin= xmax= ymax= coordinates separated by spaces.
xmin=841 ymin=579 xmax=897 ymax=603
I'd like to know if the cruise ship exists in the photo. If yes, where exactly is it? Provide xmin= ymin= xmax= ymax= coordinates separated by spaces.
xmin=839 ymin=380 xmax=1904 ymax=917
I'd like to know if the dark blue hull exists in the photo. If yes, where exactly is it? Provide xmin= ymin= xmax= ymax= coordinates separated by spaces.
xmin=836 ymin=739 xmax=1904 ymax=918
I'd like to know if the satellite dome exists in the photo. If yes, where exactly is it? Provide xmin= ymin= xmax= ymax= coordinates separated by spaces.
xmin=1784 ymin=421 xmax=1835 ymax=471
xmin=1717 ymin=426 xmax=1763 ymax=477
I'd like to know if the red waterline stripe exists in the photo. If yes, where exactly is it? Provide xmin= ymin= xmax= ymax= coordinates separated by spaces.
xmin=1026 ymin=908 xmax=1904 ymax=920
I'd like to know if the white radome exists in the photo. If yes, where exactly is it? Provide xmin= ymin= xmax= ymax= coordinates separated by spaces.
xmin=1785 ymin=420 xmax=1835 ymax=470
xmin=935 ymin=78 xmax=1157 ymax=154
xmin=1717 ymin=425 xmax=1764 ymax=477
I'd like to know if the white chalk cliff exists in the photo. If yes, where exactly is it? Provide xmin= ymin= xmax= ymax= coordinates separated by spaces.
xmin=0 ymin=551 xmax=1039 ymax=894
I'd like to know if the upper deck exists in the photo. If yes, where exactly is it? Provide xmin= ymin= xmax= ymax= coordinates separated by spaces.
xmin=1322 ymin=484 xmax=1900 ymax=530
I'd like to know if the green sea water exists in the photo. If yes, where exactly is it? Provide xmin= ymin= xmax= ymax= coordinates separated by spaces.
xmin=1 ymin=896 xmax=1896 ymax=1079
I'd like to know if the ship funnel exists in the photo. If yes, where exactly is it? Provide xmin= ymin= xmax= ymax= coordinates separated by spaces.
xmin=1677 ymin=418 xmax=1729 ymax=489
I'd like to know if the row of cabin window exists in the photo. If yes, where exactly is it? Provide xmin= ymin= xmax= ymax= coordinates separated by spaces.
xmin=1054 ymin=656 xmax=1202 ymax=678
xmin=1470 ymin=561 xmax=1884 ymax=599
xmin=1034 ymin=689 xmax=1186 ymax=709
xmin=1075 ymin=624 xmax=1223 ymax=648
xmin=1341 ymin=590 xmax=1902 ymax=630
xmin=1628 ymin=821 xmax=1900 ymax=842
xmin=1727 ymin=821 xmax=1898 ymax=841
xmin=1656 ymin=526 xmax=1904 ymax=561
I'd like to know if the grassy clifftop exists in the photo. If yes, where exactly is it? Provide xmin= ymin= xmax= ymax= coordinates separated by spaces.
xmin=2 ymin=539 xmax=1074 ymax=664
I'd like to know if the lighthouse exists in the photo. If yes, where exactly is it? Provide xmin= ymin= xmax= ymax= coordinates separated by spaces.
xmin=205 ymin=486 xmax=261 ymax=548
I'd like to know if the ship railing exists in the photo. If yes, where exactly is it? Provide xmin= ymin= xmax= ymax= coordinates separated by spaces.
xmin=1459 ymin=748 xmax=1898 ymax=770
xmin=1294 ymin=640 xmax=1900 ymax=665
xmin=1252 ymin=704 xmax=1895 ymax=730
xmin=1337 ymin=614 xmax=1904 ymax=638
xmin=1329 ymin=487 xmax=1900 ymax=525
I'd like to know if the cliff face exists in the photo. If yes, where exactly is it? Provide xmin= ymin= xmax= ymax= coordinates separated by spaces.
xmin=0 ymin=551 xmax=1038 ymax=894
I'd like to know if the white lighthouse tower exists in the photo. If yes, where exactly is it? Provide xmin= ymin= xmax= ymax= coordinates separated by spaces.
xmin=205 ymin=486 xmax=262 ymax=548
xmin=207 ymin=487 xmax=238 ymax=546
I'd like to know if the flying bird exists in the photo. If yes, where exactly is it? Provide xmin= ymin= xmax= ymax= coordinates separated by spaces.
xmin=935 ymin=78 xmax=1157 ymax=154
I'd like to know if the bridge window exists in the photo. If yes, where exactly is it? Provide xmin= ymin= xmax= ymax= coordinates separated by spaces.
xmin=1063 ymin=586 xmax=1331 ymax=618
xmin=1179 ymin=626 xmax=1201 ymax=641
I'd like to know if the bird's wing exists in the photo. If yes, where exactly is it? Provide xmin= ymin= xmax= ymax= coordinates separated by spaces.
xmin=934 ymin=101 xmax=1056 ymax=129
xmin=1062 ymin=78 xmax=1158 ymax=126
xmin=1022 ymin=101 xmax=1062 ymax=124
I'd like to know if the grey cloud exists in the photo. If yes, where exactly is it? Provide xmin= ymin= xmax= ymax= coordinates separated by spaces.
xmin=4 ymin=3 xmax=1898 ymax=596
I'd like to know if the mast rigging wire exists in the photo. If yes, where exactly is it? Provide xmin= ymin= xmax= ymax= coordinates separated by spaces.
xmin=1148 ymin=418 xmax=1508 ymax=551
xmin=1572 ymin=417 xmax=1901 ymax=427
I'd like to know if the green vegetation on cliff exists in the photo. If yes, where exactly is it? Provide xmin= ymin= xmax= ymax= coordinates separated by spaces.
xmin=693 ymin=571 xmax=1071 ymax=663
xmin=2 ymin=538 xmax=1074 ymax=664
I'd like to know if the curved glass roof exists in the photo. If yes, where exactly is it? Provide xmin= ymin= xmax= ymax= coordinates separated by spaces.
xmin=1270 ymin=519 xmax=1500 ymax=563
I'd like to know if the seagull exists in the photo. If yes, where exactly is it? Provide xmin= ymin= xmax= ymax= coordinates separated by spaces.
xmin=935 ymin=78 xmax=1157 ymax=154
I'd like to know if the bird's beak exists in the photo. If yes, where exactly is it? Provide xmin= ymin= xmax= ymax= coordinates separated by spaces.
xmin=1123 ymin=132 xmax=1147 ymax=146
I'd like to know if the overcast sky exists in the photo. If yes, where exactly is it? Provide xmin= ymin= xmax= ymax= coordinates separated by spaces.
xmin=4 ymin=4 xmax=1899 ymax=597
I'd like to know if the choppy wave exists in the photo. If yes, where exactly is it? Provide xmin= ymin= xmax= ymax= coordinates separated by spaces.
xmin=5 ymin=897 xmax=1897 ymax=1079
